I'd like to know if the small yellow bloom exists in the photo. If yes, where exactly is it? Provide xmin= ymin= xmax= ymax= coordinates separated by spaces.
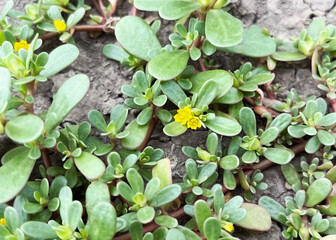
xmin=0 ymin=218 xmax=6 ymax=225
xmin=174 ymin=106 xmax=192 ymax=125
xmin=187 ymin=116 xmax=202 ymax=130
xmin=222 ymin=221 xmax=234 ymax=233
xmin=53 ymin=20 xmax=67 ymax=32
xmin=13 ymin=40 xmax=30 ymax=51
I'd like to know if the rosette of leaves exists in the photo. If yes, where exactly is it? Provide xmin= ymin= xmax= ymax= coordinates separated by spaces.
xmin=137 ymin=146 xmax=164 ymax=180
xmin=259 ymin=186 xmax=335 ymax=240
xmin=271 ymin=18 xmax=336 ymax=63
xmin=214 ymin=63 xmax=274 ymax=105
xmin=163 ymin=79 xmax=242 ymax=137
xmin=117 ymin=168 xmax=181 ymax=224
xmin=179 ymin=159 xmax=218 ymax=204
xmin=185 ymin=187 xmax=271 ymax=239
xmin=37 ymin=6 xmax=85 ymax=42
xmin=0 ymin=195 xmax=58 ymax=239
xmin=315 ymin=145 xmax=336 ymax=163
xmin=88 ymin=104 xmax=129 ymax=150
xmin=239 ymin=107 xmax=293 ymax=164
xmin=271 ymin=88 xmax=306 ymax=116
xmin=287 ymin=98 xmax=336 ymax=153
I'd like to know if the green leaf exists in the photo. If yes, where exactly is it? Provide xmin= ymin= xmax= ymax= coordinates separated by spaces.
xmin=21 ymin=221 xmax=57 ymax=239
xmin=0 ymin=148 xmax=35 ymax=204
xmin=190 ymin=46 xmax=201 ymax=61
xmin=326 ymin=166 xmax=336 ymax=184
xmin=161 ymin=80 xmax=187 ymax=106
xmin=151 ymin=184 xmax=181 ymax=207
xmin=40 ymin=44 xmax=79 ymax=78
xmin=137 ymin=107 xmax=153 ymax=126
xmin=129 ymin=221 xmax=143 ymax=240
xmin=235 ymin=203 xmax=271 ymax=231
xmin=194 ymin=200 xmax=212 ymax=236
xmin=195 ymin=80 xmax=217 ymax=108
xmin=102 ymin=44 xmax=130 ymax=63
xmin=115 ymin=16 xmax=161 ymax=61
xmin=155 ymin=215 xmax=178 ymax=228
xmin=220 ymin=155 xmax=239 ymax=170
xmin=205 ymin=116 xmax=242 ymax=136
xmin=87 ymin=202 xmax=116 ymax=240
xmin=74 ymin=152 xmax=106 ymax=181
xmin=223 ymin=170 xmax=236 ymax=190
xmin=263 ymin=148 xmax=293 ymax=165
xmin=137 ymin=206 xmax=155 ymax=224
xmin=166 ymin=229 xmax=186 ymax=240
xmin=5 ymin=114 xmax=44 ymax=144
xmin=177 ymin=226 xmax=202 ymax=240
xmin=271 ymin=52 xmax=307 ymax=61
xmin=88 ymin=110 xmax=107 ymax=132
xmin=86 ymin=181 xmax=110 ymax=216
xmin=126 ymin=168 xmax=144 ymax=194
xmin=121 ymin=120 xmax=149 ymax=149
xmin=288 ymin=125 xmax=306 ymax=138
xmin=159 ymin=1 xmax=201 ymax=20
xmin=163 ymin=121 xmax=188 ymax=137
xmin=66 ymin=201 xmax=82 ymax=231
xmin=45 ymin=74 xmax=89 ymax=134
xmin=205 ymin=9 xmax=243 ymax=47
xmin=239 ymin=107 xmax=256 ymax=137
xmin=148 ymin=50 xmax=189 ymax=80
xmin=258 ymin=196 xmax=286 ymax=225
xmin=117 ymin=182 xmax=135 ymax=203
xmin=0 ymin=67 xmax=11 ymax=114
xmin=269 ymin=113 xmax=292 ymax=132
xmin=305 ymin=178 xmax=332 ymax=207
xmin=22 ymin=202 xmax=42 ymax=214
xmin=220 ymin=25 xmax=276 ymax=57
xmin=134 ymin=0 xmax=168 ymax=11
xmin=318 ymin=113 xmax=336 ymax=126
xmin=305 ymin=135 xmax=321 ymax=154
xmin=308 ymin=18 xmax=325 ymax=39
xmin=260 ymin=127 xmax=279 ymax=145
xmin=204 ymin=217 xmax=221 ymax=240
xmin=214 ymin=87 xmax=243 ymax=104
xmin=189 ymin=70 xmax=233 ymax=98
xmin=317 ymin=130 xmax=335 ymax=146
xmin=152 ymin=158 xmax=173 ymax=190
xmin=281 ymin=164 xmax=301 ymax=187
xmin=206 ymin=133 xmax=218 ymax=155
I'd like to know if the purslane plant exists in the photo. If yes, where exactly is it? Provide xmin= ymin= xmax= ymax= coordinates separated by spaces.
xmin=0 ymin=0 xmax=336 ymax=239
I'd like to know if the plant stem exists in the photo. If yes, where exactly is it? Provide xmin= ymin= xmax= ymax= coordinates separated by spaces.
xmin=113 ymin=142 xmax=306 ymax=240
xmin=41 ymin=149 xmax=53 ymax=182
xmin=91 ymin=0 xmax=106 ymax=21
xmin=137 ymin=107 xmax=159 ymax=152
xmin=327 ymin=94 xmax=336 ymax=112
xmin=107 ymin=0 xmax=118 ymax=17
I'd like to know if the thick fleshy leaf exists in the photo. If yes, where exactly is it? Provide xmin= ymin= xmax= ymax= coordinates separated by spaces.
xmin=189 ymin=70 xmax=233 ymax=98
xmin=155 ymin=215 xmax=178 ymax=228
xmin=236 ymin=203 xmax=271 ymax=231
xmin=195 ymin=80 xmax=217 ymax=108
xmin=86 ymin=181 xmax=110 ymax=215
xmin=204 ymin=217 xmax=221 ymax=240
xmin=260 ymin=127 xmax=279 ymax=145
xmin=87 ymin=202 xmax=116 ymax=240
xmin=21 ymin=221 xmax=57 ymax=239
xmin=269 ymin=113 xmax=292 ymax=132
xmin=0 ymin=148 xmax=34 ymax=204
xmin=214 ymin=87 xmax=243 ymax=104
xmin=318 ymin=196 xmax=336 ymax=215
xmin=163 ymin=121 xmax=188 ymax=137
xmin=220 ymin=155 xmax=239 ymax=170
xmin=318 ymin=113 xmax=336 ymax=126
xmin=166 ymin=229 xmax=186 ymax=240
xmin=115 ymin=16 xmax=161 ymax=61
xmin=221 ymin=25 xmax=276 ymax=57
xmin=194 ymin=200 xmax=212 ymax=236
xmin=74 ymin=152 xmax=106 ymax=181
xmin=326 ymin=166 xmax=336 ymax=184
xmin=134 ymin=0 xmax=168 ymax=11
xmin=223 ymin=170 xmax=236 ymax=190
xmin=121 ymin=120 xmax=149 ymax=149
xmin=263 ymin=148 xmax=293 ymax=165
xmin=152 ymin=158 xmax=172 ymax=190
xmin=148 ymin=50 xmax=189 ymax=80
xmin=258 ymin=196 xmax=286 ymax=225
xmin=66 ymin=201 xmax=83 ymax=231
xmin=5 ymin=114 xmax=44 ymax=144
xmin=126 ymin=168 xmax=144 ymax=194
xmin=137 ymin=206 xmax=155 ymax=224
xmin=281 ymin=164 xmax=301 ymax=187
xmin=271 ymin=52 xmax=307 ymax=61
xmin=317 ymin=130 xmax=335 ymax=146
xmin=305 ymin=178 xmax=332 ymax=207
xmin=40 ymin=44 xmax=79 ymax=78
xmin=288 ymin=125 xmax=306 ymax=138
xmin=102 ymin=44 xmax=130 ymax=63
xmin=205 ymin=9 xmax=243 ymax=47
xmin=161 ymin=80 xmax=187 ymax=106
xmin=159 ymin=1 xmax=201 ymax=20
xmin=239 ymin=107 xmax=256 ymax=137
xmin=45 ymin=74 xmax=90 ymax=134
xmin=305 ymin=135 xmax=321 ymax=154
xmin=151 ymin=184 xmax=181 ymax=207
xmin=205 ymin=116 xmax=241 ymax=136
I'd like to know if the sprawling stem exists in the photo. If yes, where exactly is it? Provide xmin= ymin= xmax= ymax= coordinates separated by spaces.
xmin=137 ymin=106 xmax=159 ymax=152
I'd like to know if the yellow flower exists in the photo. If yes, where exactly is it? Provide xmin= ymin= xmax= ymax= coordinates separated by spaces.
xmin=53 ymin=20 xmax=67 ymax=32
xmin=187 ymin=116 xmax=202 ymax=130
xmin=13 ymin=40 xmax=30 ymax=51
xmin=0 ymin=218 xmax=6 ymax=225
xmin=222 ymin=221 xmax=234 ymax=233
xmin=174 ymin=106 xmax=192 ymax=125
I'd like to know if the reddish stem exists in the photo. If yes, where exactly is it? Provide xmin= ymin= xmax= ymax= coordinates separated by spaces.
xmin=131 ymin=4 xmax=137 ymax=16
xmin=107 ymin=0 xmax=118 ymax=17
xmin=327 ymin=95 xmax=336 ymax=112
xmin=41 ymin=149 xmax=53 ymax=182
xmin=91 ymin=0 xmax=106 ymax=21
